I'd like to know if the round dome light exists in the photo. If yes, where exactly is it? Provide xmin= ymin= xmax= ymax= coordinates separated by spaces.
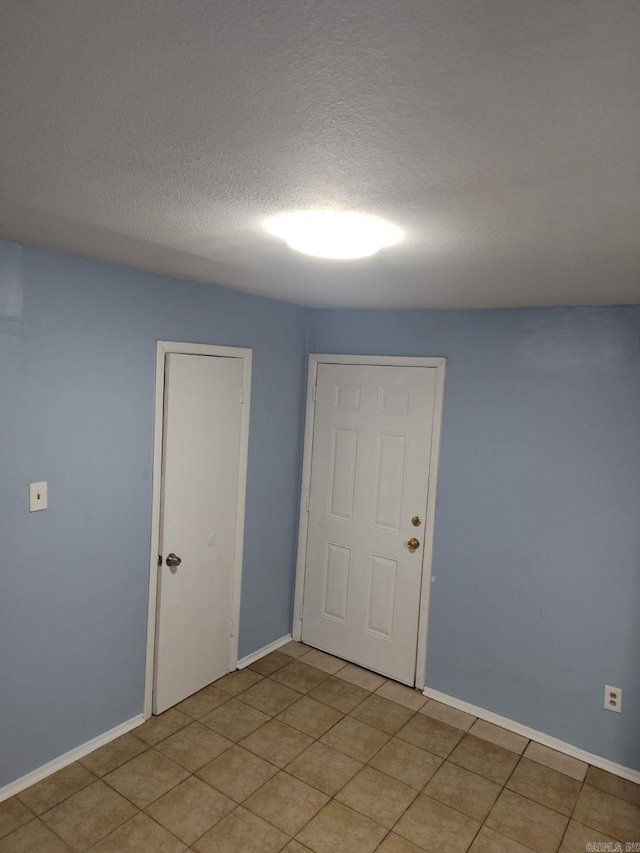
xmin=266 ymin=210 xmax=401 ymax=260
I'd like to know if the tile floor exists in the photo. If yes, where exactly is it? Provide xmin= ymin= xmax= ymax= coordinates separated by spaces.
xmin=1 ymin=642 xmax=639 ymax=852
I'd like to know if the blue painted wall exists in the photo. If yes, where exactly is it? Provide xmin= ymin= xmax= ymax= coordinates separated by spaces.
xmin=2 ymin=238 xmax=638 ymax=788
xmin=310 ymin=306 xmax=640 ymax=771
xmin=0 ymin=242 xmax=309 ymax=787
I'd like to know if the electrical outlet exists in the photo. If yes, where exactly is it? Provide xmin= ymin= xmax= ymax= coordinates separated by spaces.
xmin=604 ymin=685 xmax=622 ymax=713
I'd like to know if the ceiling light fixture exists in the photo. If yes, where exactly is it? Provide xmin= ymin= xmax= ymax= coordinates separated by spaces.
xmin=266 ymin=210 xmax=402 ymax=260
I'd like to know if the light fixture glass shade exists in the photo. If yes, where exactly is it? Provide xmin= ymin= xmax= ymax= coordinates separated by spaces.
xmin=266 ymin=210 xmax=401 ymax=259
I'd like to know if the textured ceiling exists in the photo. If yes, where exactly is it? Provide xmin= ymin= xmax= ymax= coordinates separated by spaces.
xmin=0 ymin=1 xmax=639 ymax=308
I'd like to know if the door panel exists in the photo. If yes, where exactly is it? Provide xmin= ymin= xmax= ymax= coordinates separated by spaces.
xmin=327 ymin=428 xmax=359 ymax=521
xmin=302 ymin=363 xmax=436 ymax=685
xmin=322 ymin=543 xmax=351 ymax=623
xmin=372 ymin=432 xmax=408 ymax=531
xmin=154 ymin=353 xmax=243 ymax=714
xmin=366 ymin=554 xmax=398 ymax=639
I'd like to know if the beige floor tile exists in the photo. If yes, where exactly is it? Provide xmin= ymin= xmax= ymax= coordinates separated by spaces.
xmin=573 ymin=784 xmax=640 ymax=841
xmin=558 ymin=819 xmax=622 ymax=852
xmin=197 ymin=745 xmax=278 ymax=803
xmin=350 ymin=694 xmax=414 ymax=735
xmin=17 ymin=762 xmax=95 ymax=815
xmin=486 ymin=789 xmax=568 ymax=853
xmin=396 ymin=713 xmax=464 ymax=758
xmin=135 ymin=709 xmax=191 ymax=746
xmin=40 ymin=779 xmax=136 ymax=852
xmin=277 ymin=695 xmax=344 ymax=738
xmin=213 ymin=668 xmax=263 ymax=697
xmin=320 ymin=715 xmax=389 ymax=763
xmin=334 ymin=664 xmax=386 ymax=692
xmin=369 ymin=738 xmax=442 ymax=790
xmin=174 ymin=684 xmax=228 ymax=719
xmin=0 ymin=798 xmax=33 ymax=840
xmin=296 ymin=800 xmax=386 ymax=853
xmin=240 ymin=678 xmax=302 ymax=715
xmin=280 ymin=641 xmax=310 ymax=659
xmin=286 ymin=742 xmax=363 ymax=797
xmin=394 ymin=793 xmax=480 ymax=853
xmin=200 ymin=697 xmax=269 ymax=741
xmin=32 ymin=653 xmax=640 ymax=853
xmin=336 ymin=766 xmax=417 ymax=828
xmin=376 ymin=833 xmax=427 ymax=852
xmin=424 ymin=761 xmax=501 ymax=821
xmin=522 ymin=743 xmax=587 ymax=782
xmin=309 ymin=676 xmax=370 ymax=713
xmin=469 ymin=720 xmax=528 ymax=755
xmin=585 ymin=765 xmax=640 ymax=806
xmin=469 ymin=826 xmax=535 ymax=852
xmin=240 ymin=719 xmax=313 ymax=768
xmin=80 ymin=733 xmax=148 ymax=777
xmin=375 ymin=681 xmax=427 ymax=712
xmin=272 ymin=661 xmax=329 ymax=694
xmin=155 ymin=722 xmax=232 ymax=772
xmin=248 ymin=651 xmax=292 ymax=676
xmin=245 ymin=772 xmax=329 ymax=836
xmin=506 ymin=757 xmax=581 ymax=815
xmin=299 ymin=649 xmax=347 ymax=675
xmin=0 ymin=818 xmax=71 ymax=852
xmin=193 ymin=806 xmax=289 ymax=853
xmin=145 ymin=776 xmax=234 ymax=845
xmin=103 ymin=749 xmax=189 ymax=808
xmin=449 ymin=735 xmax=520 ymax=785
xmin=419 ymin=700 xmax=476 ymax=731
xmin=89 ymin=813 xmax=186 ymax=852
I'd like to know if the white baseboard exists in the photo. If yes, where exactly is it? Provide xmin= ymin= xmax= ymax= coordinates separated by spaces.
xmin=237 ymin=634 xmax=292 ymax=669
xmin=423 ymin=686 xmax=640 ymax=785
xmin=0 ymin=714 xmax=145 ymax=804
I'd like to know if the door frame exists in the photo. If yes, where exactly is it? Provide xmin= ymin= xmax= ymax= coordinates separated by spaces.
xmin=293 ymin=354 xmax=446 ymax=691
xmin=143 ymin=341 xmax=252 ymax=719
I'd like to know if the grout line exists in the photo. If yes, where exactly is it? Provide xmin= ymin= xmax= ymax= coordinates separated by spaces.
xmin=229 ymin=667 xmax=527 ymax=833
xmin=20 ymin=770 xmax=100 ymax=821
xmin=35 ymin=815 xmax=76 ymax=851
xmin=11 ymin=646 xmax=637 ymax=852
xmin=209 ymin=662 xmax=632 ymax=848
xmin=49 ymin=782 xmax=140 ymax=851
xmin=121 ymin=810 xmax=187 ymax=851
xmin=556 ymin=805 xmax=577 ymax=853
xmin=241 ymin=669 xmax=585 ymax=847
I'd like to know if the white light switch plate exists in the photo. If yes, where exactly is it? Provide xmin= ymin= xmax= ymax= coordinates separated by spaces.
xmin=29 ymin=481 xmax=47 ymax=511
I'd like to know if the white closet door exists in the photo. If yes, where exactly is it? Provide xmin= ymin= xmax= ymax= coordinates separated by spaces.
xmin=154 ymin=353 xmax=243 ymax=713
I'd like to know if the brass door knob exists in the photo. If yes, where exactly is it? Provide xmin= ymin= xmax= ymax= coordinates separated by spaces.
xmin=407 ymin=538 xmax=420 ymax=550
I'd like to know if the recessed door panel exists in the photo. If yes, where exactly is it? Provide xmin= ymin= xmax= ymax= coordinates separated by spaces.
xmin=334 ymin=384 xmax=362 ymax=411
xmin=322 ymin=543 xmax=351 ymax=623
xmin=365 ymin=554 xmax=398 ymax=639
xmin=327 ymin=427 xmax=359 ymax=521
xmin=379 ymin=386 xmax=412 ymax=415
xmin=372 ymin=432 xmax=408 ymax=532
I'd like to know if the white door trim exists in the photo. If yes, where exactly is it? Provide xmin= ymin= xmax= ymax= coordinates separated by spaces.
xmin=144 ymin=341 xmax=252 ymax=719
xmin=293 ymin=354 xmax=446 ymax=691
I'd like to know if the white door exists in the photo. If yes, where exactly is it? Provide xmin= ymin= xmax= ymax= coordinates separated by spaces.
xmin=154 ymin=353 xmax=244 ymax=713
xmin=302 ymin=363 xmax=437 ymax=684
